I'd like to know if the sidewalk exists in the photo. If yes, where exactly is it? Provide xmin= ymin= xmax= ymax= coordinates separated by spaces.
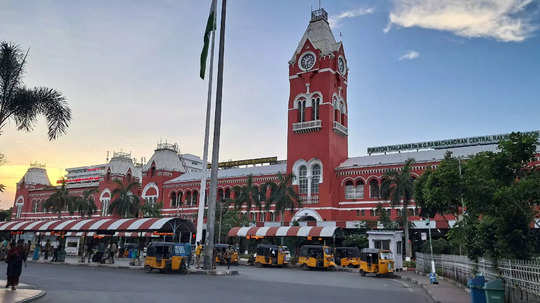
xmin=0 ymin=280 xmax=46 ymax=303
xmin=398 ymin=271 xmax=469 ymax=303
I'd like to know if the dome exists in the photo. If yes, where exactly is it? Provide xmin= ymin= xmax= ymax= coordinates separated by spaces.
xmin=19 ymin=167 xmax=51 ymax=186
xmin=143 ymin=143 xmax=185 ymax=173
xmin=107 ymin=152 xmax=136 ymax=175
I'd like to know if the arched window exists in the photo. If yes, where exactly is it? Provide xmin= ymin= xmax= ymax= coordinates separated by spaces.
xmin=299 ymin=166 xmax=308 ymax=194
xmin=176 ymin=192 xmax=183 ymax=207
xmin=369 ymin=179 xmax=380 ymax=198
xmin=170 ymin=192 xmax=177 ymax=207
xmin=185 ymin=191 xmax=192 ymax=207
xmin=192 ymin=191 xmax=198 ymax=206
xmin=217 ymin=188 xmax=224 ymax=202
xmin=224 ymin=188 xmax=231 ymax=200
xmin=311 ymin=164 xmax=321 ymax=194
xmin=297 ymin=100 xmax=306 ymax=122
xmin=312 ymin=97 xmax=320 ymax=120
xmin=355 ymin=180 xmax=365 ymax=199
xmin=345 ymin=180 xmax=354 ymax=199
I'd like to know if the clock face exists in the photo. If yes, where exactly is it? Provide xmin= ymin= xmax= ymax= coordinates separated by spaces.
xmin=300 ymin=53 xmax=316 ymax=71
xmin=338 ymin=57 xmax=346 ymax=75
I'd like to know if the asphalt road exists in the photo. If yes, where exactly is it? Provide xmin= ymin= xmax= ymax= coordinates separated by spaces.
xmin=8 ymin=263 xmax=430 ymax=303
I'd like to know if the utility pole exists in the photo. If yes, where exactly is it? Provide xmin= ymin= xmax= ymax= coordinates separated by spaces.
xmin=204 ymin=0 xmax=227 ymax=271
xmin=196 ymin=0 xmax=217 ymax=245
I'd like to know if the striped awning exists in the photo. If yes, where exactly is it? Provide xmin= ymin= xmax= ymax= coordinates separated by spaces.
xmin=0 ymin=217 xmax=179 ymax=233
xmin=227 ymin=226 xmax=337 ymax=238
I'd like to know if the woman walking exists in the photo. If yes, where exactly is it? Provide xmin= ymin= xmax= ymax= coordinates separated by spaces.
xmin=6 ymin=240 xmax=24 ymax=290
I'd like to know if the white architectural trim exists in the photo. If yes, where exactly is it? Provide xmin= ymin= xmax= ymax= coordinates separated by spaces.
xmin=99 ymin=188 xmax=111 ymax=200
xmin=142 ymin=182 xmax=159 ymax=198
xmin=292 ymin=208 xmax=323 ymax=222
xmin=15 ymin=196 xmax=24 ymax=205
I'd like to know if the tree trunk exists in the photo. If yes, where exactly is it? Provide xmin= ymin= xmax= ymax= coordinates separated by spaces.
xmin=403 ymin=207 xmax=411 ymax=258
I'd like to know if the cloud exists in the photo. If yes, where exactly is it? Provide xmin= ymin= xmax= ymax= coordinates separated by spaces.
xmin=385 ymin=0 xmax=538 ymax=42
xmin=399 ymin=50 xmax=420 ymax=61
xmin=329 ymin=7 xmax=375 ymax=29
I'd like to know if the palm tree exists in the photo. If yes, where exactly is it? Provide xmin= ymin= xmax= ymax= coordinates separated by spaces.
xmin=380 ymin=158 xmax=415 ymax=258
xmin=108 ymin=180 xmax=140 ymax=218
xmin=43 ymin=182 xmax=77 ymax=218
xmin=268 ymin=173 xmax=302 ymax=226
xmin=75 ymin=189 xmax=98 ymax=218
xmin=231 ymin=175 xmax=263 ymax=222
xmin=0 ymin=153 xmax=5 ymax=192
xmin=0 ymin=42 xmax=71 ymax=140
xmin=141 ymin=200 xmax=162 ymax=218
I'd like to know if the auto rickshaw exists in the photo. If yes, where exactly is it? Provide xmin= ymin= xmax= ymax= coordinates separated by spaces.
xmin=335 ymin=247 xmax=360 ymax=268
xmin=298 ymin=245 xmax=336 ymax=269
xmin=144 ymin=242 xmax=191 ymax=273
xmin=255 ymin=244 xmax=287 ymax=267
xmin=215 ymin=244 xmax=239 ymax=265
xmin=359 ymin=248 xmax=395 ymax=277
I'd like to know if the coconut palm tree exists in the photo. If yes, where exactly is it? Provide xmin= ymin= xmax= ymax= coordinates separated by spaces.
xmin=268 ymin=173 xmax=302 ymax=226
xmin=380 ymin=158 xmax=415 ymax=258
xmin=43 ymin=182 xmax=77 ymax=218
xmin=231 ymin=175 xmax=263 ymax=222
xmin=75 ymin=189 xmax=98 ymax=218
xmin=108 ymin=180 xmax=140 ymax=218
xmin=141 ymin=200 xmax=162 ymax=218
xmin=0 ymin=42 xmax=71 ymax=140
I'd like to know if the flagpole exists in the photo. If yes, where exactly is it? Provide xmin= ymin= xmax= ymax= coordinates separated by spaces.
xmin=204 ymin=0 xmax=226 ymax=270
xmin=196 ymin=0 xmax=217 ymax=246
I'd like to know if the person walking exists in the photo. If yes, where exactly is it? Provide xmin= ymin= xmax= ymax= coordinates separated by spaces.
xmin=110 ymin=242 xmax=117 ymax=264
xmin=44 ymin=240 xmax=51 ymax=260
xmin=6 ymin=240 xmax=24 ymax=290
xmin=224 ymin=246 xmax=232 ymax=270
xmin=195 ymin=242 xmax=202 ymax=269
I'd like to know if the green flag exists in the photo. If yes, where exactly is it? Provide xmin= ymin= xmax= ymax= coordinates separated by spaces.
xmin=200 ymin=1 xmax=217 ymax=79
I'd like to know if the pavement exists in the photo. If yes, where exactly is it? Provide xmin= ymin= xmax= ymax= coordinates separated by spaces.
xmin=19 ymin=262 xmax=430 ymax=303
xmin=29 ymin=256 xmax=238 ymax=275
xmin=0 ymin=280 xmax=45 ymax=303
xmin=398 ymin=270 xmax=470 ymax=303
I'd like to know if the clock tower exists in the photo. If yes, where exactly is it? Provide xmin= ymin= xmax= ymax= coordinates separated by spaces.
xmin=286 ymin=8 xmax=349 ymax=220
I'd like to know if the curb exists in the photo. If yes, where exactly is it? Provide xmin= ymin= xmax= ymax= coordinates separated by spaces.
xmin=17 ymin=289 xmax=47 ymax=303
xmin=28 ymin=260 xmax=144 ymax=270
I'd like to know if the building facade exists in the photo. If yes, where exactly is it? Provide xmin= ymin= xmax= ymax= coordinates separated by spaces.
xmin=11 ymin=9 xmax=540 ymax=231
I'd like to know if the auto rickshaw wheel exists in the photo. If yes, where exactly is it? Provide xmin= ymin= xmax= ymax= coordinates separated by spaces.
xmin=144 ymin=265 xmax=152 ymax=273
xmin=180 ymin=260 xmax=187 ymax=274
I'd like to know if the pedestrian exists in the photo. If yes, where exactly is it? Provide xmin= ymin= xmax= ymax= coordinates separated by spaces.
xmin=110 ymin=242 xmax=117 ymax=264
xmin=6 ymin=240 xmax=24 ymax=290
xmin=224 ymin=246 xmax=232 ymax=270
xmin=51 ymin=244 xmax=58 ymax=262
xmin=44 ymin=240 xmax=51 ymax=260
xmin=195 ymin=242 xmax=202 ymax=269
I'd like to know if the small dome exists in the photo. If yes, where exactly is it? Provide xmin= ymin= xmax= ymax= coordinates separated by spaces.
xmin=143 ymin=144 xmax=185 ymax=173
xmin=107 ymin=152 xmax=136 ymax=175
xmin=19 ymin=167 xmax=51 ymax=186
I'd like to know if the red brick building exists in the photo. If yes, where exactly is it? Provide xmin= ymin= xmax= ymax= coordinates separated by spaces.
xmin=10 ymin=9 xmax=540 ymax=233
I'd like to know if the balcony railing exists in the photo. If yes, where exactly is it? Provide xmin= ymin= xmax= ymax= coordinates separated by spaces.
xmin=293 ymin=120 xmax=322 ymax=133
xmin=333 ymin=121 xmax=348 ymax=136
xmin=300 ymin=195 xmax=319 ymax=204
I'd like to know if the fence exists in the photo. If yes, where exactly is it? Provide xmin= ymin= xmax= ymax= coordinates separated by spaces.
xmin=416 ymin=253 xmax=540 ymax=302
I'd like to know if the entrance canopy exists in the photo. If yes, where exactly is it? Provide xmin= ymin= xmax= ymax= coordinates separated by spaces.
xmin=227 ymin=226 xmax=337 ymax=238
xmin=0 ymin=217 xmax=195 ymax=235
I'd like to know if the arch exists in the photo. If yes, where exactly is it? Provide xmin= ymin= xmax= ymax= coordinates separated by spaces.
xmin=307 ymin=158 xmax=324 ymax=183
xmin=292 ymin=208 xmax=323 ymax=222
xmin=15 ymin=195 xmax=24 ymax=205
xmin=142 ymin=182 xmax=159 ymax=198
xmin=170 ymin=191 xmax=177 ymax=207
xmin=176 ymin=191 xmax=183 ymax=206
xmin=311 ymin=163 xmax=321 ymax=194
xmin=341 ymin=177 xmax=354 ymax=186
xmin=185 ymin=191 xmax=192 ymax=206
xmin=369 ymin=179 xmax=380 ymax=199
xmin=355 ymin=179 xmax=365 ymax=199
xmin=344 ymin=180 xmax=354 ymax=199
xmin=291 ymin=159 xmax=308 ymax=185
xmin=99 ymin=189 xmax=111 ymax=200
xmin=298 ymin=165 xmax=308 ymax=194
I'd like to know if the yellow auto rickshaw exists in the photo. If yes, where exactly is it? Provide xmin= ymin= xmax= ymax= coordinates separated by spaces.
xmin=359 ymin=248 xmax=395 ymax=277
xmin=298 ymin=245 xmax=336 ymax=269
xmin=144 ymin=242 xmax=191 ymax=273
xmin=255 ymin=244 xmax=287 ymax=267
xmin=335 ymin=247 xmax=360 ymax=268
xmin=215 ymin=244 xmax=239 ymax=265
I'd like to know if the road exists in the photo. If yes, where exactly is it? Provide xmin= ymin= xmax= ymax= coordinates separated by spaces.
xmin=9 ymin=263 xmax=430 ymax=303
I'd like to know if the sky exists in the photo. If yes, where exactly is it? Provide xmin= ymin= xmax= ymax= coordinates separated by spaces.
xmin=0 ymin=0 xmax=539 ymax=208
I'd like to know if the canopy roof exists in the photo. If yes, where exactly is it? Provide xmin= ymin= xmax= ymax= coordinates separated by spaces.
xmin=227 ymin=226 xmax=337 ymax=238
xmin=0 ymin=217 xmax=193 ymax=233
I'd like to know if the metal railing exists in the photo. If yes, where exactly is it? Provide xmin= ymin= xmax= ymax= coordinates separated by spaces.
xmin=416 ymin=252 xmax=540 ymax=299
xmin=300 ymin=195 xmax=319 ymax=204
xmin=333 ymin=121 xmax=348 ymax=136
xmin=292 ymin=120 xmax=322 ymax=133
